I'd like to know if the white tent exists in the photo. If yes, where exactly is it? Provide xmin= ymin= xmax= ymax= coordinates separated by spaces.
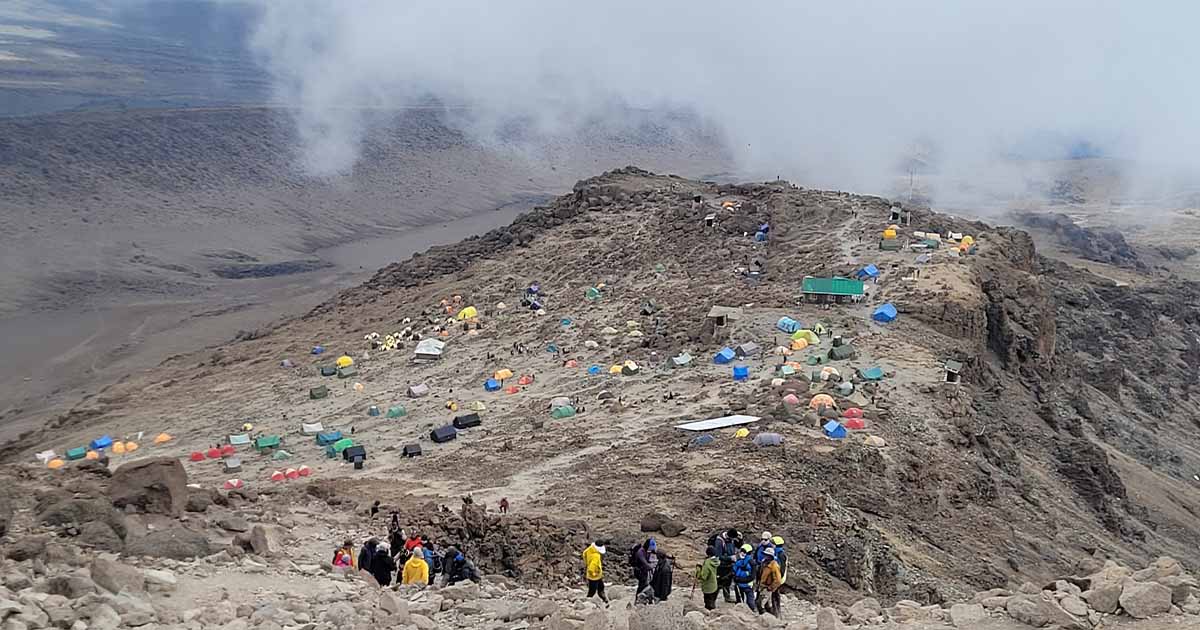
xmin=301 ymin=422 xmax=324 ymax=436
xmin=549 ymin=396 xmax=573 ymax=410
xmin=414 ymin=338 xmax=446 ymax=360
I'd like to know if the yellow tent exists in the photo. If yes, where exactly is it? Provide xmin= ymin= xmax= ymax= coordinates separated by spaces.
xmin=154 ymin=433 xmax=172 ymax=445
xmin=609 ymin=365 xmax=623 ymax=375
xmin=734 ymin=428 xmax=750 ymax=438
xmin=790 ymin=338 xmax=809 ymax=351
xmin=791 ymin=329 xmax=819 ymax=345
xmin=494 ymin=368 xmax=514 ymax=381
xmin=112 ymin=442 xmax=126 ymax=455
xmin=445 ymin=400 xmax=459 ymax=411
xmin=336 ymin=355 xmax=354 ymax=368
xmin=47 ymin=459 xmax=64 ymax=470
xmin=882 ymin=228 xmax=898 ymax=240
xmin=85 ymin=450 xmax=99 ymax=460
xmin=468 ymin=400 xmax=487 ymax=412
xmin=962 ymin=235 xmax=974 ymax=245
xmin=456 ymin=306 xmax=479 ymax=320
xmin=812 ymin=323 xmax=828 ymax=335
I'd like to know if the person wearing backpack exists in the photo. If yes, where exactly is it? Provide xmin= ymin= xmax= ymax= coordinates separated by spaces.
xmin=631 ymin=538 xmax=657 ymax=598
xmin=710 ymin=529 xmax=740 ymax=603
xmin=695 ymin=546 xmax=720 ymax=610
xmin=732 ymin=544 xmax=757 ymax=611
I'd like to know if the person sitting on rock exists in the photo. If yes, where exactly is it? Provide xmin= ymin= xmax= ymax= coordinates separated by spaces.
xmin=332 ymin=540 xmax=356 ymax=570
xmin=443 ymin=547 xmax=481 ymax=585
xmin=401 ymin=545 xmax=429 ymax=586
xmin=370 ymin=543 xmax=396 ymax=587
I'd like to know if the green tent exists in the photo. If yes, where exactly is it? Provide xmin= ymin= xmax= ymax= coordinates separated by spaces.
xmin=228 ymin=433 xmax=252 ymax=446
xmin=65 ymin=447 xmax=87 ymax=461
xmin=806 ymin=355 xmax=827 ymax=365
xmin=271 ymin=450 xmax=292 ymax=461
xmin=828 ymin=345 xmax=856 ymax=361
xmin=778 ymin=364 xmax=796 ymax=376
xmin=586 ymin=287 xmax=602 ymax=301
xmin=255 ymin=435 xmax=281 ymax=452
xmin=386 ymin=406 xmax=407 ymax=418
xmin=331 ymin=437 xmax=354 ymax=453
xmin=860 ymin=366 xmax=885 ymax=381
xmin=310 ymin=386 xmax=329 ymax=400
xmin=337 ymin=365 xmax=358 ymax=379
xmin=550 ymin=406 xmax=577 ymax=419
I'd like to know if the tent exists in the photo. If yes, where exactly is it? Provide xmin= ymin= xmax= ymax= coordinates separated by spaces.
xmin=47 ymin=459 xmax=65 ymax=470
xmin=621 ymin=361 xmax=640 ymax=376
xmin=855 ymin=264 xmax=880 ymax=280
xmin=735 ymin=343 xmax=760 ymax=358
xmin=316 ymin=431 xmax=343 ymax=446
xmin=608 ymin=365 xmax=623 ymax=375
xmin=915 ymin=253 xmax=932 ymax=264
xmin=518 ymin=374 xmax=535 ymax=385
xmin=845 ymin=407 xmax=864 ymax=418
xmin=189 ymin=452 xmax=205 ymax=462
xmin=777 ymin=317 xmax=802 ymax=334
xmin=367 ymin=405 xmax=381 ymax=417
xmin=414 ymin=338 xmax=446 ymax=360
xmin=386 ymin=405 xmax=407 ymax=418
xmin=494 ymin=369 xmax=514 ymax=381
xmin=844 ymin=417 xmax=866 ymax=430
xmin=407 ymin=384 xmax=430 ymax=398
xmin=228 ymin=434 xmax=252 ymax=446
xmin=791 ymin=330 xmax=820 ymax=345
xmin=774 ymin=346 xmax=792 ymax=356
xmin=270 ymin=470 xmax=286 ymax=482
xmin=219 ymin=444 xmax=235 ymax=457
xmin=872 ymin=304 xmax=898 ymax=323
xmin=336 ymin=355 xmax=354 ymax=368
xmin=809 ymin=394 xmax=836 ymax=410
xmin=272 ymin=450 xmax=293 ymax=461
xmin=812 ymin=323 xmax=828 ymax=336
xmin=85 ymin=451 xmax=100 ymax=460
xmin=505 ymin=386 xmax=520 ymax=394
xmin=310 ymin=386 xmax=329 ymax=400
xmin=549 ymin=396 xmax=572 ymax=410
xmin=586 ymin=286 xmax=602 ymax=301
xmin=484 ymin=378 xmax=501 ymax=392
xmin=790 ymin=338 xmax=809 ymax=351
xmin=732 ymin=366 xmax=750 ymax=381
xmin=753 ymin=433 xmax=783 ymax=447
xmin=90 ymin=435 xmax=113 ymax=451
xmin=835 ymin=382 xmax=854 ymax=396
xmin=66 ymin=447 xmax=87 ymax=461
xmin=468 ymin=401 xmax=487 ymax=411
xmin=280 ymin=359 xmax=294 ymax=368
xmin=587 ymin=365 xmax=602 ymax=375
xmin=456 ymin=306 xmax=478 ymax=320
xmin=672 ymin=352 xmax=694 ymax=368
xmin=713 ymin=348 xmax=736 ymax=364
xmin=311 ymin=345 xmax=325 ymax=355
xmin=337 ymin=365 xmax=358 ymax=379
xmin=297 ymin=465 xmax=312 ymax=477
xmin=820 ymin=366 xmax=841 ymax=381
xmin=676 ymin=415 xmax=760 ymax=431
xmin=781 ymin=393 xmax=801 ymax=406
xmin=255 ymin=435 xmax=281 ymax=452
xmin=329 ymin=438 xmax=354 ymax=454
xmin=822 ymin=421 xmax=848 ymax=439
xmin=806 ymin=355 xmax=827 ymax=365
xmin=597 ymin=390 xmax=615 ymax=400
xmin=154 ymin=433 xmax=172 ymax=445
xmin=828 ymin=345 xmax=856 ymax=361
xmin=601 ymin=326 xmax=619 ymax=335
xmin=223 ymin=479 xmax=244 ymax=489
xmin=551 ymin=406 xmax=577 ymax=419
xmin=859 ymin=366 xmax=885 ymax=381
xmin=206 ymin=447 xmax=221 ymax=459
xmin=778 ymin=364 xmax=796 ymax=376
xmin=319 ymin=366 xmax=337 ymax=377
xmin=224 ymin=459 xmax=242 ymax=474
xmin=301 ymin=422 xmax=325 ymax=435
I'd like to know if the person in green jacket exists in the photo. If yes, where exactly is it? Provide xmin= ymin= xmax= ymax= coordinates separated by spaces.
xmin=696 ymin=546 xmax=720 ymax=610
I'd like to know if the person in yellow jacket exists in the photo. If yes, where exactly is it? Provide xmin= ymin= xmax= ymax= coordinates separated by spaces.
xmin=582 ymin=541 xmax=609 ymax=603
xmin=757 ymin=547 xmax=783 ymax=617
xmin=401 ymin=546 xmax=430 ymax=585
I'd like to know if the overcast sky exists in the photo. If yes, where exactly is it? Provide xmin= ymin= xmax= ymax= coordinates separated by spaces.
xmin=247 ymin=1 xmax=1200 ymax=198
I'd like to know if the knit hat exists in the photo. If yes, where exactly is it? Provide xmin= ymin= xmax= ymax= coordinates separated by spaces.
xmin=764 ymin=547 xmax=776 ymax=557
xmin=760 ymin=531 xmax=772 ymax=541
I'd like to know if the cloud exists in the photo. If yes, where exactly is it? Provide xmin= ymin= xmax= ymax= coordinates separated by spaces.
xmin=247 ymin=0 xmax=1200 ymax=201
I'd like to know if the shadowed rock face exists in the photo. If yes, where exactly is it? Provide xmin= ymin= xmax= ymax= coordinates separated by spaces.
xmin=1013 ymin=211 xmax=1142 ymax=269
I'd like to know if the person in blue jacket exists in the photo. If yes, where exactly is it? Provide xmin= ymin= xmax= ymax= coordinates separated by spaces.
xmin=732 ymin=544 xmax=757 ymax=611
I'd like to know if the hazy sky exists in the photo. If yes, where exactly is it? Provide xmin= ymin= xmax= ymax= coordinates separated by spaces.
xmin=248 ymin=1 xmax=1200 ymax=197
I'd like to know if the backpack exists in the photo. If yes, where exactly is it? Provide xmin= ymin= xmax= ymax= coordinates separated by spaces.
xmin=430 ymin=552 xmax=443 ymax=575
xmin=629 ymin=543 xmax=642 ymax=569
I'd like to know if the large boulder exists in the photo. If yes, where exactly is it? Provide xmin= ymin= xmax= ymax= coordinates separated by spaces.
xmin=91 ymin=557 xmax=145 ymax=594
xmin=247 ymin=525 xmax=282 ymax=557
xmin=109 ymin=458 xmax=188 ymax=516
xmin=37 ymin=498 xmax=127 ymax=538
xmin=949 ymin=603 xmax=986 ymax=628
xmin=125 ymin=527 xmax=211 ymax=560
xmin=1119 ymin=579 xmax=1172 ymax=619
xmin=1005 ymin=595 xmax=1047 ymax=627
xmin=1152 ymin=574 xmax=1197 ymax=604
xmin=847 ymin=597 xmax=881 ymax=624
xmin=78 ymin=521 xmax=124 ymax=552
xmin=1082 ymin=580 xmax=1123 ymax=614
xmin=1132 ymin=557 xmax=1182 ymax=582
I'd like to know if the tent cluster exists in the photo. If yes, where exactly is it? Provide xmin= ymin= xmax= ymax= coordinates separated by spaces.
xmin=44 ymin=432 xmax=169 ymax=470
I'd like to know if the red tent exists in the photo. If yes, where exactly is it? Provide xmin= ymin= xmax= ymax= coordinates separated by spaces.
xmin=223 ymin=479 xmax=244 ymax=489
xmin=297 ymin=465 xmax=312 ymax=477
xmin=270 ymin=470 xmax=285 ymax=482
xmin=206 ymin=447 xmax=221 ymax=459
xmin=189 ymin=452 xmax=205 ymax=462
xmin=844 ymin=417 xmax=866 ymax=430
xmin=285 ymin=468 xmax=299 ymax=480
xmin=505 ymin=386 xmax=520 ymax=395
xmin=220 ymin=444 xmax=236 ymax=457
xmin=844 ymin=407 xmax=864 ymax=419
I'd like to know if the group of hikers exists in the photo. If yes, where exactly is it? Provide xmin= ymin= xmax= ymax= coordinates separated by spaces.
xmin=332 ymin=513 xmax=481 ymax=588
xmin=580 ymin=528 xmax=789 ymax=617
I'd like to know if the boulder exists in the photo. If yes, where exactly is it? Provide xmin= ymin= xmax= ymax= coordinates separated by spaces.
xmin=1005 ymin=594 xmax=1048 ymax=627
xmin=1133 ymin=557 xmax=1183 ymax=582
xmin=847 ymin=597 xmax=881 ymax=623
xmin=1060 ymin=594 xmax=1088 ymax=617
xmin=379 ymin=591 xmax=408 ymax=620
xmin=36 ymin=499 xmax=127 ymax=539
xmin=84 ymin=603 xmax=121 ymax=630
xmin=143 ymin=569 xmax=177 ymax=591
xmin=816 ymin=607 xmax=840 ymax=630
xmin=660 ymin=519 xmax=687 ymax=538
xmin=948 ymin=603 xmax=985 ymax=628
xmin=1119 ymin=579 xmax=1172 ymax=619
xmin=639 ymin=512 xmax=668 ymax=533
xmin=5 ymin=537 xmax=47 ymax=561
xmin=0 ymin=495 xmax=11 ymax=537
xmin=78 ymin=522 xmax=124 ymax=552
xmin=217 ymin=516 xmax=250 ymax=533
xmin=980 ymin=596 xmax=1010 ymax=609
xmin=109 ymin=457 xmax=188 ymax=516
xmin=440 ymin=582 xmax=480 ymax=601
xmin=410 ymin=614 xmax=437 ymax=630
xmin=972 ymin=588 xmax=1011 ymax=603
xmin=248 ymin=525 xmax=283 ymax=556
xmin=1151 ymin=574 xmax=1197 ymax=604
xmin=44 ymin=575 xmax=96 ymax=599
xmin=91 ymin=557 xmax=145 ymax=594
xmin=124 ymin=526 xmax=211 ymax=559
xmin=1082 ymin=580 xmax=1122 ymax=614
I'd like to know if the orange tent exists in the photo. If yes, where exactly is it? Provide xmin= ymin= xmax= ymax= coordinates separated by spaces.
xmin=154 ymin=433 xmax=172 ymax=444
xmin=47 ymin=459 xmax=65 ymax=470
xmin=809 ymin=394 xmax=836 ymax=410
xmin=518 ymin=375 xmax=534 ymax=386
xmin=125 ymin=442 xmax=139 ymax=453
xmin=85 ymin=451 xmax=99 ymax=460
xmin=112 ymin=442 xmax=127 ymax=455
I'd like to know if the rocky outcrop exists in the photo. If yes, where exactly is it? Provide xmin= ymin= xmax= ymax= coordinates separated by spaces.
xmin=124 ymin=526 xmax=211 ymax=560
xmin=109 ymin=457 xmax=188 ymax=516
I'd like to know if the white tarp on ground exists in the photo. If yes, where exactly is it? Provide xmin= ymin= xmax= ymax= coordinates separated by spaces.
xmin=414 ymin=338 xmax=445 ymax=358
xmin=675 ymin=414 xmax=761 ymax=432
xmin=301 ymin=422 xmax=324 ymax=435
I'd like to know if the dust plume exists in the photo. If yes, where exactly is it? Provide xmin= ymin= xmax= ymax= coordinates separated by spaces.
xmin=248 ymin=1 xmax=1200 ymax=201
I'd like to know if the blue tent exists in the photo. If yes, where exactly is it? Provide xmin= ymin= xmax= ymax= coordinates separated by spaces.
xmin=587 ymin=365 xmax=602 ymax=375
xmin=484 ymin=378 xmax=501 ymax=392
xmin=872 ymin=303 xmax=898 ymax=323
xmin=311 ymin=345 xmax=325 ymax=355
xmin=90 ymin=435 xmax=113 ymax=451
xmin=713 ymin=348 xmax=736 ymax=364
xmin=732 ymin=365 xmax=750 ymax=381
xmin=856 ymin=264 xmax=880 ymax=280
xmin=316 ymin=431 xmax=343 ymax=446
xmin=777 ymin=317 xmax=802 ymax=334
xmin=822 ymin=421 xmax=848 ymax=439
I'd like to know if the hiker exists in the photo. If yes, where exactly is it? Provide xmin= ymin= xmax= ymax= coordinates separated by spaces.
xmin=650 ymin=549 xmax=674 ymax=603
xmin=582 ymin=541 xmax=609 ymax=603
xmin=358 ymin=538 xmax=379 ymax=575
xmin=711 ymin=529 xmax=740 ymax=603
xmin=370 ymin=543 xmax=396 ymax=587
xmin=404 ymin=532 xmax=424 ymax=554
xmin=757 ymin=547 xmax=783 ymax=617
xmin=732 ymin=544 xmax=757 ymax=611
xmin=443 ymin=547 xmax=481 ymax=585
xmin=370 ymin=500 xmax=381 ymax=518
xmin=421 ymin=537 xmax=440 ymax=585
xmin=696 ymin=546 xmax=720 ymax=610
xmin=771 ymin=536 xmax=789 ymax=583
xmin=332 ymin=540 xmax=356 ymax=571
xmin=402 ymin=545 xmax=429 ymax=585
xmin=754 ymin=531 xmax=774 ymax=565
xmin=499 ymin=497 xmax=509 ymax=514
xmin=632 ymin=538 xmax=657 ymax=598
